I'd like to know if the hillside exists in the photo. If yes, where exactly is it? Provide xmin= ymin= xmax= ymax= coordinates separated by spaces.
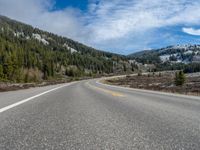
xmin=0 ymin=15 xmax=134 ymax=83
xmin=129 ymin=45 xmax=200 ymax=72
xmin=129 ymin=45 xmax=200 ymax=64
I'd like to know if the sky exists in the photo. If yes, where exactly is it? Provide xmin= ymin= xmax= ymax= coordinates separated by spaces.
xmin=0 ymin=0 xmax=200 ymax=54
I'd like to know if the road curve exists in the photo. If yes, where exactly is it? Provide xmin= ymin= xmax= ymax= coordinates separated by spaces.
xmin=0 ymin=79 xmax=200 ymax=149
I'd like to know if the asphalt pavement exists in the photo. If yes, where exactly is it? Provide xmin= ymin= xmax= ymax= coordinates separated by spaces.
xmin=0 ymin=79 xmax=200 ymax=149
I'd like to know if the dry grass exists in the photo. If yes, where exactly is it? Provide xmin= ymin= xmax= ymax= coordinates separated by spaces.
xmin=106 ymin=72 xmax=200 ymax=96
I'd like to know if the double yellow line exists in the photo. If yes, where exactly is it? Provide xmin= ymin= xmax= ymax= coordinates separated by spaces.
xmin=86 ymin=82 xmax=125 ymax=97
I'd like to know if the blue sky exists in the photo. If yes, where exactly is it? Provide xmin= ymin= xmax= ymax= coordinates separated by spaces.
xmin=0 ymin=0 xmax=200 ymax=54
xmin=53 ymin=0 xmax=88 ymax=11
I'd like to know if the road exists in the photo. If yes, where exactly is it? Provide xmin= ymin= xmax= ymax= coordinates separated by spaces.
xmin=0 ymin=79 xmax=200 ymax=149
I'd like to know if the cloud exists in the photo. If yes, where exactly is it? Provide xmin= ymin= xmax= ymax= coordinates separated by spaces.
xmin=182 ymin=27 xmax=200 ymax=36
xmin=0 ymin=0 xmax=85 ymax=40
xmin=0 ymin=0 xmax=200 ymax=54
xmin=85 ymin=0 xmax=200 ymax=53
xmin=87 ymin=0 xmax=200 ymax=40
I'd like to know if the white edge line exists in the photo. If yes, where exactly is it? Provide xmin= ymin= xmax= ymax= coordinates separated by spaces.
xmin=0 ymin=82 xmax=77 ymax=113
xmin=96 ymin=78 xmax=200 ymax=100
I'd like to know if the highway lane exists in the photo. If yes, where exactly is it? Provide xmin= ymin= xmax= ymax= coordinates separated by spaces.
xmin=0 ymin=79 xmax=200 ymax=149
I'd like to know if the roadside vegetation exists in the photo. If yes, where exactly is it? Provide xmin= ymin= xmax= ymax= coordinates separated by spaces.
xmin=105 ymin=71 xmax=200 ymax=96
xmin=174 ymin=71 xmax=186 ymax=86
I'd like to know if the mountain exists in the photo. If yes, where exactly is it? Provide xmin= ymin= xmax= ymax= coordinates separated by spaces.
xmin=129 ymin=45 xmax=200 ymax=64
xmin=0 ymin=15 xmax=134 ymax=83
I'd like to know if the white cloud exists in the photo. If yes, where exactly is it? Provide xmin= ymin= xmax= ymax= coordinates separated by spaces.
xmin=182 ymin=27 xmax=200 ymax=36
xmin=87 ymin=0 xmax=200 ymax=41
xmin=0 ymin=0 xmax=84 ymax=40
xmin=0 ymin=0 xmax=200 ymax=54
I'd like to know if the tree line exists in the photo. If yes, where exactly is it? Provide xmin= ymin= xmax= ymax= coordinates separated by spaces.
xmin=0 ymin=16 xmax=131 ymax=83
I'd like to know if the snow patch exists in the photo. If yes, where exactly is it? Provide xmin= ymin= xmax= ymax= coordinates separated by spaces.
xmin=172 ymin=45 xmax=188 ymax=50
xmin=63 ymin=43 xmax=78 ymax=53
xmin=32 ymin=33 xmax=49 ymax=45
xmin=14 ymin=32 xmax=24 ymax=37
xmin=184 ymin=50 xmax=193 ymax=54
xmin=160 ymin=55 xmax=171 ymax=62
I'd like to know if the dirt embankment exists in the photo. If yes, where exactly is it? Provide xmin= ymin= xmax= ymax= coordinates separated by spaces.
xmin=105 ymin=72 xmax=200 ymax=96
xmin=0 ymin=80 xmax=71 ymax=92
xmin=0 ymin=77 xmax=86 ymax=92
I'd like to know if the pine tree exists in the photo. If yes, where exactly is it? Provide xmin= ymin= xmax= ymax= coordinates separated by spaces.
xmin=174 ymin=71 xmax=186 ymax=86
xmin=0 ymin=64 xmax=4 ymax=79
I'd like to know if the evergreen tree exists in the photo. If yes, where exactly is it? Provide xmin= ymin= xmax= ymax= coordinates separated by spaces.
xmin=174 ymin=71 xmax=186 ymax=86
xmin=0 ymin=64 xmax=3 ymax=79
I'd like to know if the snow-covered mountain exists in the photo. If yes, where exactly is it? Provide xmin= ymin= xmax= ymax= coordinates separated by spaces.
xmin=129 ymin=44 xmax=200 ymax=64
xmin=158 ymin=45 xmax=200 ymax=63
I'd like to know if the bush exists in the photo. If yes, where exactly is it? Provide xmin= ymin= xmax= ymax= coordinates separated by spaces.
xmin=65 ymin=67 xmax=81 ymax=77
xmin=174 ymin=71 xmax=186 ymax=86
xmin=138 ymin=72 xmax=142 ymax=76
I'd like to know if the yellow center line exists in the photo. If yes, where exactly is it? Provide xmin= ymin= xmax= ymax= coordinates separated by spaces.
xmin=86 ymin=82 xmax=125 ymax=97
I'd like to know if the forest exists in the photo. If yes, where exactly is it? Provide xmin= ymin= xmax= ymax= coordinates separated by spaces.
xmin=0 ymin=16 xmax=132 ymax=83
